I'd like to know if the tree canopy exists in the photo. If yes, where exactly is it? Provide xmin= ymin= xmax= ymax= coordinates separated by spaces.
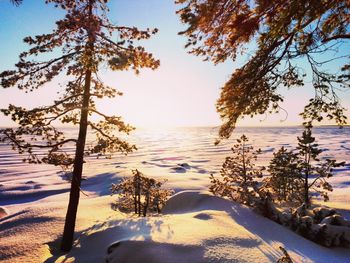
xmin=10 ymin=0 xmax=22 ymax=6
xmin=177 ymin=0 xmax=350 ymax=138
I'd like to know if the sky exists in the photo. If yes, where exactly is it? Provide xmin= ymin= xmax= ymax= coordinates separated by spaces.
xmin=0 ymin=0 xmax=349 ymax=128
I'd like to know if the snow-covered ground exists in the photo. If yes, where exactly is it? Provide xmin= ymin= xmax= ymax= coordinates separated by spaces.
xmin=0 ymin=127 xmax=349 ymax=262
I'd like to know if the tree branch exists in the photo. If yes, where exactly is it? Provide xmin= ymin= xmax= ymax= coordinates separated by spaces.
xmin=2 ymin=131 xmax=77 ymax=149
xmin=322 ymin=34 xmax=350 ymax=43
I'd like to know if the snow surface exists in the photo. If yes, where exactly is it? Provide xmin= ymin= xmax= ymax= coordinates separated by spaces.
xmin=48 ymin=191 xmax=350 ymax=263
xmin=0 ymin=127 xmax=349 ymax=262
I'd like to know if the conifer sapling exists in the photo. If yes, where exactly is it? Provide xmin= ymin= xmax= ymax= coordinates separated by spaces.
xmin=210 ymin=135 xmax=264 ymax=206
xmin=267 ymin=147 xmax=303 ymax=203
xmin=296 ymin=126 xmax=344 ymax=206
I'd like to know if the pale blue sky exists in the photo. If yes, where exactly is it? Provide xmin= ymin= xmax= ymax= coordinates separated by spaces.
xmin=0 ymin=0 xmax=349 ymax=128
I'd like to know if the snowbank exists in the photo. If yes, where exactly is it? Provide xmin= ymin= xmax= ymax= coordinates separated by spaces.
xmin=48 ymin=191 xmax=350 ymax=263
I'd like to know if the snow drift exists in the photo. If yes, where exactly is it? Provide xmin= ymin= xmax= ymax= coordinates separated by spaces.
xmin=55 ymin=191 xmax=349 ymax=263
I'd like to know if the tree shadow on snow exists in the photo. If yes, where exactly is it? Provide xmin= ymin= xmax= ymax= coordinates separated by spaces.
xmin=228 ymin=203 xmax=350 ymax=262
xmin=44 ymin=215 xmax=173 ymax=263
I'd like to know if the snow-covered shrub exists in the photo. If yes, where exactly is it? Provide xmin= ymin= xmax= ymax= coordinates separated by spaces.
xmin=209 ymin=135 xmax=265 ymax=206
xmin=264 ymin=202 xmax=350 ymax=248
xmin=294 ymin=204 xmax=308 ymax=217
xmin=298 ymin=216 xmax=314 ymax=238
xmin=312 ymin=207 xmax=337 ymax=223
xmin=111 ymin=169 xmax=174 ymax=216
xmin=252 ymin=193 xmax=350 ymax=248
xmin=312 ymin=223 xmax=350 ymax=247
xmin=255 ymin=192 xmax=282 ymax=223
xmin=320 ymin=214 xmax=350 ymax=226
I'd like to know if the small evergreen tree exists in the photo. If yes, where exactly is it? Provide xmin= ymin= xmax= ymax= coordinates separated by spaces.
xmin=296 ymin=126 xmax=344 ymax=206
xmin=267 ymin=147 xmax=303 ymax=203
xmin=209 ymin=135 xmax=264 ymax=206
xmin=111 ymin=170 xmax=173 ymax=216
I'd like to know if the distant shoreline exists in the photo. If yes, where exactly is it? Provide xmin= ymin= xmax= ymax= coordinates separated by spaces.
xmin=1 ymin=124 xmax=349 ymax=130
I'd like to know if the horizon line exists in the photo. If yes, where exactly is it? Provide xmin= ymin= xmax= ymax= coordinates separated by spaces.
xmin=0 ymin=124 xmax=348 ymax=130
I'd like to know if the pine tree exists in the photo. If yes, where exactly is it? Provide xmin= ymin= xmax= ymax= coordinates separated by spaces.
xmin=296 ymin=126 xmax=344 ymax=206
xmin=0 ymin=0 xmax=159 ymax=251
xmin=209 ymin=135 xmax=264 ymax=206
xmin=267 ymin=147 xmax=303 ymax=202
xmin=176 ymin=0 xmax=349 ymax=138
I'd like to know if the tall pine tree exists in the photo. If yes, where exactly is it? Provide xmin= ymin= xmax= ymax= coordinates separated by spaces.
xmin=0 ymin=0 xmax=159 ymax=251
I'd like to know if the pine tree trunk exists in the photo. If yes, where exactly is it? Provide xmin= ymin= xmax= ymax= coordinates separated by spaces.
xmin=135 ymin=176 xmax=141 ymax=216
xmin=304 ymin=175 xmax=309 ymax=207
xmin=134 ymin=194 xmax=137 ymax=214
xmin=304 ymin=150 xmax=311 ymax=207
xmin=61 ymin=0 xmax=95 ymax=251
xmin=60 ymin=1 xmax=95 ymax=251
xmin=138 ymin=191 xmax=141 ymax=216
xmin=60 ymin=68 xmax=92 ymax=251
xmin=143 ymin=192 xmax=149 ymax=217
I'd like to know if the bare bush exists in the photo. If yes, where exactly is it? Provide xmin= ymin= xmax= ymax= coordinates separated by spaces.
xmin=111 ymin=170 xmax=174 ymax=216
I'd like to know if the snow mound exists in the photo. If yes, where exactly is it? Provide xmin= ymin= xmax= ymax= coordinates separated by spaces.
xmin=41 ymin=191 xmax=350 ymax=263
xmin=162 ymin=190 xmax=228 ymax=214
xmin=103 ymin=191 xmax=350 ymax=263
